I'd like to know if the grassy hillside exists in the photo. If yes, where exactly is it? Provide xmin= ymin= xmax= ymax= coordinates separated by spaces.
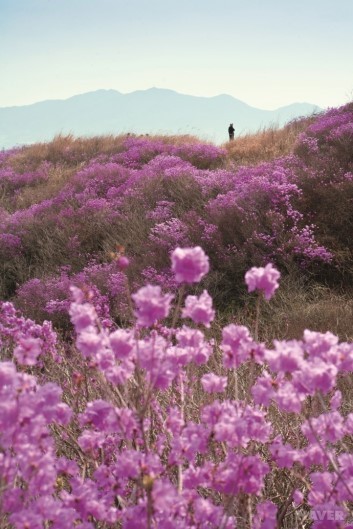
xmin=1 ymin=103 xmax=353 ymax=529
xmin=1 ymin=104 xmax=353 ymax=339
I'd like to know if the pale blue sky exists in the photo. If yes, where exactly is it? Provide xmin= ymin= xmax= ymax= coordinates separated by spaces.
xmin=1 ymin=0 xmax=352 ymax=109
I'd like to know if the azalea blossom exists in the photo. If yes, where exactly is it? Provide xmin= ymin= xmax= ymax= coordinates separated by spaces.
xmin=201 ymin=373 xmax=227 ymax=393
xmin=171 ymin=246 xmax=209 ymax=283
xmin=182 ymin=290 xmax=215 ymax=327
xmin=245 ymin=263 xmax=280 ymax=300
xmin=132 ymin=284 xmax=174 ymax=327
xmin=13 ymin=337 xmax=42 ymax=366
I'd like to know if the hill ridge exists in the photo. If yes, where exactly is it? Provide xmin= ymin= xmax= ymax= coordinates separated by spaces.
xmin=0 ymin=87 xmax=321 ymax=148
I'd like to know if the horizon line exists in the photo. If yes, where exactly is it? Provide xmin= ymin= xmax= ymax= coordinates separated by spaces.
xmin=0 ymin=87 xmax=323 ymax=113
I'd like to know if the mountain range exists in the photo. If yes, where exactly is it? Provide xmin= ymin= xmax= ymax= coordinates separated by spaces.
xmin=0 ymin=88 xmax=322 ymax=149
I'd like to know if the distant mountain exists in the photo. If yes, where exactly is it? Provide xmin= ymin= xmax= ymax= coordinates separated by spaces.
xmin=0 ymin=88 xmax=322 ymax=149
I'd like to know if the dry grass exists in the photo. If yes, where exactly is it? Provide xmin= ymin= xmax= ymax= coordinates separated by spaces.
xmin=2 ymin=120 xmax=353 ymax=529
xmin=8 ymin=133 xmax=127 ymax=170
xmin=8 ymin=132 xmax=207 ymax=171
xmin=12 ymin=165 xmax=76 ymax=211
xmin=1 ymin=132 xmax=213 ymax=213
xmin=141 ymin=133 xmax=207 ymax=145
xmin=229 ymin=278 xmax=353 ymax=345
xmin=223 ymin=114 xmax=319 ymax=166
xmin=3 ymin=119 xmax=352 ymax=334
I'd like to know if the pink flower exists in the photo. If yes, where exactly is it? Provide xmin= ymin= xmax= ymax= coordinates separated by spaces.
xmin=193 ymin=498 xmax=223 ymax=527
xmin=182 ymin=290 xmax=215 ymax=327
xmin=132 ymin=285 xmax=174 ymax=327
xmin=176 ymin=326 xmax=212 ymax=365
xmin=302 ymin=412 xmax=345 ymax=444
xmin=307 ymin=472 xmax=333 ymax=505
xmin=245 ymin=263 xmax=280 ymax=300
xmin=270 ymin=436 xmax=300 ymax=468
xmin=275 ymin=380 xmax=305 ymax=413
xmin=109 ymin=329 xmax=134 ymax=359
xmin=331 ymin=390 xmax=342 ymax=411
xmin=151 ymin=480 xmax=179 ymax=513
xmin=214 ymin=453 xmax=269 ymax=495
xmin=254 ymin=501 xmax=278 ymax=529
xmin=293 ymin=490 xmax=304 ymax=505
xmin=171 ymin=246 xmax=209 ymax=284
xmin=76 ymin=329 xmax=103 ymax=358
xmin=303 ymin=330 xmax=338 ymax=360
xmin=265 ymin=340 xmax=304 ymax=373
xmin=116 ymin=256 xmax=130 ymax=270
xmin=221 ymin=324 xmax=254 ymax=368
xmin=293 ymin=357 xmax=338 ymax=395
xmin=170 ymin=423 xmax=208 ymax=463
xmin=201 ymin=373 xmax=227 ymax=393
xmin=69 ymin=301 xmax=97 ymax=332
xmin=252 ymin=371 xmax=277 ymax=406
xmin=13 ymin=337 xmax=42 ymax=366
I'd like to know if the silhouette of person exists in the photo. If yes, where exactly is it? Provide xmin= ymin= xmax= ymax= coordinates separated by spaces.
xmin=228 ymin=123 xmax=235 ymax=141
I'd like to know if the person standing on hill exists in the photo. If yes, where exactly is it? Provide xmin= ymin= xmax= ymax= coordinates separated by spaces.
xmin=228 ymin=123 xmax=235 ymax=141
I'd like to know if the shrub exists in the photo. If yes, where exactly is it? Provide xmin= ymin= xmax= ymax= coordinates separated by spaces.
xmin=1 ymin=248 xmax=353 ymax=528
xmin=0 ymin=104 xmax=352 ymax=327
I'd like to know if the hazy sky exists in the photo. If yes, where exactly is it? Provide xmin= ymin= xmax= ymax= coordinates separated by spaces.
xmin=1 ymin=0 xmax=353 ymax=109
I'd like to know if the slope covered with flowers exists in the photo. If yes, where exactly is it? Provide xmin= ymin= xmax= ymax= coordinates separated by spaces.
xmin=0 ymin=104 xmax=353 ymax=528
xmin=2 ymin=249 xmax=353 ymax=528
xmin=0 ymin=103 xmax=352 ymax=331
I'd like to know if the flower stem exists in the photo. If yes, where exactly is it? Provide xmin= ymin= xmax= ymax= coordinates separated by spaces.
xmin=172 ymin=285 xmax=185 ymax=330
xmin=178 ymin=373 xmax=185 ymax=494
xmin=254 ymin=294 xmax=261 ymax=342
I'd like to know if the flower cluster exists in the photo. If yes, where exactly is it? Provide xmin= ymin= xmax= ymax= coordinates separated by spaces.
xmin=0 ymin=300 xmax=57 ymax=361
xmin=171 ymin=246 xmax=210 ymax=284
xmin=3 ymin=104 xmax=353 ymax=322
xmin=245 ymin=263 xmax=281 ymax=300
xmin=1 ymin=247 xmax=353 ymax=529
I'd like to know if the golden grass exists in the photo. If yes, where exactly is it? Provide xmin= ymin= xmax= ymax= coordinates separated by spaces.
xmin=13 ymin=165 xmax=76 ymax=210
xmin=2 ymin=117 xmax=353 ymax=529
xmin=230 ymin=278 xmax=353 ymax=344
xmin=8 ymin=132 xmax=209 ymax=171
xmin=8 ymin=133 xmax=126 ymax=169
xmin=223 ymin=114 xmax=319 ymax=166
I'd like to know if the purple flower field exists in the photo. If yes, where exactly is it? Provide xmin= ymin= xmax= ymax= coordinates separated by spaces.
xmin=1 ymin=104 xmax=353 ymax=528
xmin=1 ymin=105 xmax=353 ymax=327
